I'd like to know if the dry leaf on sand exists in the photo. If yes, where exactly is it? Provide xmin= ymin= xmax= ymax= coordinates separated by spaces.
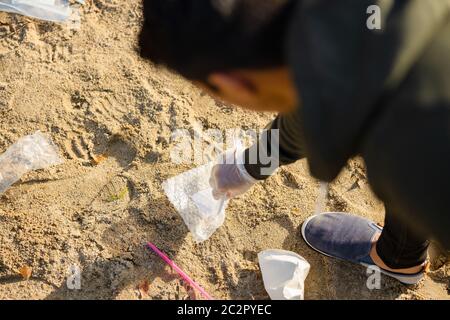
xmin=182 ymin=281 xmax=197 ymax=300
xmin=91 ymin=154 xmax=108 ymax=165
xmin=19 ymin=266 xmax=32 ymax=280
xmin=138 ymin=279 xmax=150 ymax=298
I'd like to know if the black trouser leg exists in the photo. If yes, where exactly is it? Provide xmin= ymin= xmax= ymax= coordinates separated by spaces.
xmin=376 ymin=207 xmax=429 ymax=269
xmin=362 ymin=100 xmax=450 ymax=260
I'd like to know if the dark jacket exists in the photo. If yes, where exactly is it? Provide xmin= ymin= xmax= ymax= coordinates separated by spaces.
xmin=245 ymin=0 xmax=450 ymax=247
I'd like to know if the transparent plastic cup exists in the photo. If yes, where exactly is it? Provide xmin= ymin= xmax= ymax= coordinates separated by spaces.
xmin=258 ymin=249 xmax=310 ymax=300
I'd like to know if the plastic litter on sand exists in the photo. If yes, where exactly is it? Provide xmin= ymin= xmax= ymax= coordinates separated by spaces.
xmin=146 ymin=242 xmax=213 ymax=300
xmin=0 ymin=131 xmax=63 ymax=194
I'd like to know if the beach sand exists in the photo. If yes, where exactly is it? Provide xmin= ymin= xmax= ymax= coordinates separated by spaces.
xmin=0 ymin=0 xmax=448 ymax=300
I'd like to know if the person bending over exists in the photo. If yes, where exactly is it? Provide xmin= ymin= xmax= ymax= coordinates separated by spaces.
xmin=139 ymin=0 xmax=450 ymax=284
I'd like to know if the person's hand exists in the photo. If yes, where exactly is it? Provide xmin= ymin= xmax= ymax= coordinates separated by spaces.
xmin=209 ymin=148 xmax=257 ymax=200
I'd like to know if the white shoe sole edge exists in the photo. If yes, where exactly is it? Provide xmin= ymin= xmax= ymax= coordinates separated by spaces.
xmin=301 ymin=213 xmax=424 ymax=285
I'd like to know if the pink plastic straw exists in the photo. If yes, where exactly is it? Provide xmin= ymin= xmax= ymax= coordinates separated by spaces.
xmin=146 ymin=242 xmax=214 ymax=300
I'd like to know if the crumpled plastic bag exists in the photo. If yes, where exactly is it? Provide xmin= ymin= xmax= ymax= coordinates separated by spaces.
xmin=258 ymin=249 xmax=310 ymax=300
xmin=0 ymin=0 xmax=72 ymax=22
xmin=0 ymin=131 xmax=63 ymax=194
xmin=162 ymin=161 xmax=228 ymax=243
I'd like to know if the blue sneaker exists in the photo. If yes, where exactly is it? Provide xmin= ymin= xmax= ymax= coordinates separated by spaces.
xmin=301 ymin=212 xmax=425 ymax=285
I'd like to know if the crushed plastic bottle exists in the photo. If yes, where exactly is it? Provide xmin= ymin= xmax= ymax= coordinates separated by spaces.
xmin=0 ymin=131 xmax=63 ymax=194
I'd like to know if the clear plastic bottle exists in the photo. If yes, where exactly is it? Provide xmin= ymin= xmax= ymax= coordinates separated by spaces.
xmin=0 ymin=0 xmax=71 ymax=22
